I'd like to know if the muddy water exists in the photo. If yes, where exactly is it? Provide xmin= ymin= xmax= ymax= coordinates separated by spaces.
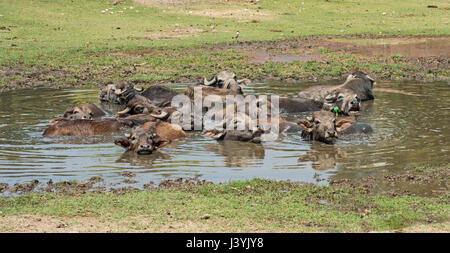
xmin=0 ymin=81 xmax=449 ymax=191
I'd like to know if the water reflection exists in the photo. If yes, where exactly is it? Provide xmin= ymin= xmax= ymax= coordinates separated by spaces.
xmin=203 ymin=141 xmax=265 ymax=167
xmin=116 ymin=151 xmax=171 ymax=167
xmin=298 ymin=142 xmax=347 ymax=171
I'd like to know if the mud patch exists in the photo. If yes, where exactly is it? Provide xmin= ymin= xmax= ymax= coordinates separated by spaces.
xmin=248 ymin=50 xmax=323 ymax=63
xmin=144 ymin=177 xmax=213 ymax=191
xmin=43 ymin=177 xmax=105 ymax=195
xmin=9 ymin=180 xmax=39 ymax=194
xmin=324 ymin=37 xmax=450 ymax=58
xmin=0 ymin=183 xmax=9 ymax=193
xmin=0 ymin=67 xmax=72 ymax=92
xmin=1 ymin=35 xmax=448 ymax=92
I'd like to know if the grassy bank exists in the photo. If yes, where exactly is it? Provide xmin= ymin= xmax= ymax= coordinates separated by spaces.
xmin=0 ymin=166 xmax=448 ymax=233
xmin=0 ymin=0 xmax=449 ymax=91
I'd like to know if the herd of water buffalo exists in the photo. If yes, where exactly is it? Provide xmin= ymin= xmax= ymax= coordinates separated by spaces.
xmin=43 ymin=69 xmax=375 ymax=155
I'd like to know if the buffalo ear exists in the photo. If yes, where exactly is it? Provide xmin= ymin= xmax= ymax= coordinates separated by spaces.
xmin=152 ymin=135 xmax=169 ymax=149
xmin=114 ymin=138 xmax=131 ymax=149
xmin=298 ymin=120 xmax=313 ymax=132
xmin=336 ymin=119 xmax=354 ymax=132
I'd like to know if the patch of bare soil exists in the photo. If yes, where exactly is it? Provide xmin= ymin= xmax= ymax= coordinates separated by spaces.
xmin=132 ymin=28 xmax=206 ymax=40
xmin=0 ymin=214 xmax=127 ymax=233
xmin=0 ymin=67 xmax=72 ymax=92
xmin=179 ymin=8 xmax=272 ymax=21
xmin=385 ymin=222 xmax=450 ymax=233
xmin=226 ymin=34 xmax=450 ymax=57
xmin=133 ymin=0 xmax=213 ymax=6
xmin=133 ymin=0 xmax=252 ymax=7
xmin=248 ymin=51 xmax=324 ymax=63
xmin=133 ymin=0 xmax=270 ymax=20
xmin=324 ymin=37 xmax=450 ymax=58
xmin=0 ymin=214 xmax=298 ymax=233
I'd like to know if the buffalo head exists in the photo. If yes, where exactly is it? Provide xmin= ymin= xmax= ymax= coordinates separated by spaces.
xmin=323 ymin=88 xmax=360 ymax=115
xmin=115 ymin=128 xmax=169 ymax=155
xmin=117 ymin=94 xmax=169 ymax=119
xmin=114 ymin=121 xmax=186 ymax=155
xmin=99 ymin=81 xmax=143 ymax=104
xmin=298 ymin=111 xmax=354 ymax=144
xmin=63 ymin=104 xmax=106 ymax=120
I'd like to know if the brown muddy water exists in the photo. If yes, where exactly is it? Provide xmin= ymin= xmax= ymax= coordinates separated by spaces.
xmin=0 ymin=81 xmax=449 ymax=192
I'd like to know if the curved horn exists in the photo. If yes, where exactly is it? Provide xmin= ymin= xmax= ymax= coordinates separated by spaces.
xmin=114 ymin=88 xmax=125 ymax=95
xmin=366 ymin=75 xmax=376 ymax=85
xmin=134 ymin=86 xmax=144 ymax=92
xmin=203 ymin=76 xmax=217 ymax=86
xmin=150 ymin=110 xmax=169 ymax=119
xmin=117 ymin=107 xmax=131 ymax=116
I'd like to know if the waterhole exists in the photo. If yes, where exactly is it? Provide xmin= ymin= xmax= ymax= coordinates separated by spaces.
xmin=0 ymin=81 xmax=448 ymax=192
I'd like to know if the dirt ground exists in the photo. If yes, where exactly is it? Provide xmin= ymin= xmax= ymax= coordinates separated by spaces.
xmin=0 ymin=214 xmax=448 ymax=233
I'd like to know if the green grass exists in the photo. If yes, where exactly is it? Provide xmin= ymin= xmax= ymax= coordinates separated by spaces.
xmin=0 ymin=179 xmax=448 ymax=232
xmin=2 ymin=0 xmax=449 ymax=62
xmin=0 ymin=0 xmax=449 ymax=74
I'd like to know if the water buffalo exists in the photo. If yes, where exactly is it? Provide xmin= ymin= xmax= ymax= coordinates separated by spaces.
xmin=203 ymin=110 xmax=264 ymax=143
xmin=100 ymin=81 xmax=178 ymax=106
xmin=116 ymin=93 xmax=171 ymax=119
xmin=140 ymin=85 xmax=179 ymax=108
xmin=255 ymin=95 xmax=324 ymax=115
xmin=43 ymin=118 xmax=132 ymax=137
xmin=114 ymin=121 xmax=186 ymax=155
xmin=297 ymin=70 xmax=375 ymax=114
xmin=99 ymin=80 xmax=142 ymax=104
xmin=43 ymin=114 xmax=166 ymax=137
xmin=298 ymin=111 xmax=372 ymax=144
xmin=258 ymin=115 xmax=304 ymax=133
xmin=278 ymin=97 xmax=324 ymax=113
xmin=203 ymin=129 xmax=264 ymax=143
xmin=202 ymin=70 xmax=251 ymax=93
xmin=185 ymin=84 xmax=243 ymax=100
xmin=63 ymin=103 xmax=106 ymax=120
xmin=204 ymin=99 xmax=303 ymax=136
xmin=277 ymin=93 xmax=359 ymax=115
